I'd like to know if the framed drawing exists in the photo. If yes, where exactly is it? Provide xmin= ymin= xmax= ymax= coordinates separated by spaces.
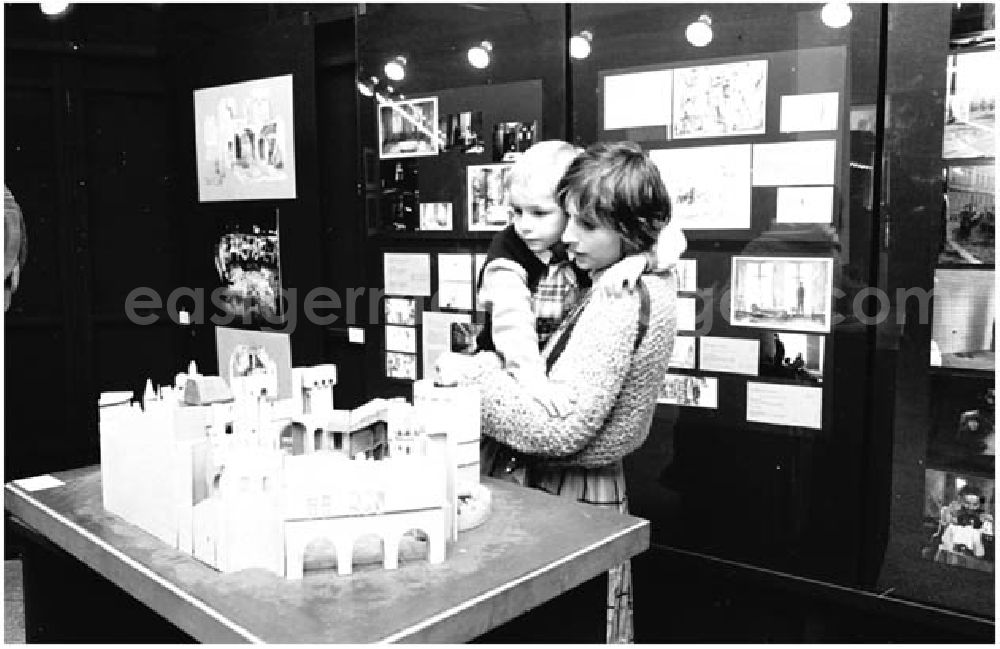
xmin=672 ymin=59 xmax=767 ymax=139
xmin=467 ymin=163 xmax=513 ymax=231
xmin=378 ymin=96 xmax=439 ymax=159
xmin=194 ymin=74 xmax=296 ymax=202
xmin=650 ymin=145 xmax=752 ymax=230
xmin=730 ymin=256 xmax=834 ymax=333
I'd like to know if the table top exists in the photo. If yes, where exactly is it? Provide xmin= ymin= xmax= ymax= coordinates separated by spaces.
xmin=5 ymin=465 xmax=649 ymax=643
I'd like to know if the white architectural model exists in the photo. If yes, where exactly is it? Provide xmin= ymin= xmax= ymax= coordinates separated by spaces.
xmin=99 ymin=362 xmax=484 ymax=579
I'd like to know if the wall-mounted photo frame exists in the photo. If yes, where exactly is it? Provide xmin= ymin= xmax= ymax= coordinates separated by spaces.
xmin=930 ymin=268 xmax=995 ymax=371
xmin=467 ymin=163 xmax=513 ymax=231
xmin=920 ymin=468 xmax=995 ymax=573
xmin=213 ymin=220 xmax=283 ymax=325
xmin=730 ymin=256 xmax=834 ymax=333
xmin=943 ymin=49 xmax=995 ymax=159
xmin=378 ymin=96 xmax=439 ymax=159
xmin=215 ymin=327 xmax=293 ymax=400
xmin=193 ymin=74 xmax=296 ymax=202
xmin=939 ymin=163 xmax=995 ymax=266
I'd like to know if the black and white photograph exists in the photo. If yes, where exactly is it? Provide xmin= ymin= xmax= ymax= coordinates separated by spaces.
xmin=384 ymin=297 xmax=417 ymax=326
xmin=385 ymin=325 xmax=417 ymax=354
xmin=928 ymin=378 xmax=995 ymax=474
xmin=757 ymin=331 xmax=825 ymax=383
xmin=492 ymin=120 xmax=537 ymax=162
xmin=380 ymin=159 xmax=420 ymax=231
xmin=658 ymin=373 xmax=718 ymax=408
xmin=939 ymin=164 xmax=994 ymax=265
xmin=214 ymin=327 xmax=293 ymax=399
xmin=930 ymin=269 xmax=995 ymax=372
xmin=419 ymin=202 xmax=453 ymax=231
xmin=213 ymin=221 xmax=282 ymax=325
xmin=467 ymin=163 xmax=513 ymax=231
xmin=730 ymin=256 xmax=834 ymax=333
xmin=921 ymin=469 xmax=995 ymax=574
xmin=438 ymin=109 xmax=485 ymax=154
xmin=943 ymin=49 xmax=995 ymax=159
xmin=385 ymin=350 xmax=417 ymax=380
xmin=378 ymin=96 xmax=439 ymax=159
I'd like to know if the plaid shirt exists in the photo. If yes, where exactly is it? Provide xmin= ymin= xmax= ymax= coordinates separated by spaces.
xmin=532 ymin=247 xmax=581 ymax=349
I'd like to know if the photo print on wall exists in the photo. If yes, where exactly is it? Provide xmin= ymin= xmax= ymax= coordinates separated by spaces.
xmin=379 ymin=96 xmax=440 ymax=159
xmin=928 ymin=379 xmax=994 ymax=475
xmin=214 ymin=218 xmax=282 ymax=325
xmin=658 ymin=373 xmax=718 ymax=408
xmin=419 ymin=202 xmax=453 ymax=231
xmin=672 ymin=59 xmax=767 ymax=139
xmin=194 ymin=74 xmax=296 ymax=202
xmin=215 ymin=327 xmax=293 ymax=400
xmin=467 ymin=163 xmax=513 ymax=231
xmin=384 ymin=297 xmax=417 ymax=326
xmin=939 ymin=164 xmax=994 ymax=265
xmin=493 ymin=120 xmax=537 ymax=162
xmin=930 ymin=269 xmax=995 ymax=372
xmin=730 ymin=256 xmax=834 ymax=333
xmin=649 ymin=145 xmax=752 ymax=230
xmin=438 ymin=110 xmax=485 ymax=154
xmin=921 ymin=468 xmax=995 ymax=574
xmin=943 ymin=49 xmax=996 ymax=160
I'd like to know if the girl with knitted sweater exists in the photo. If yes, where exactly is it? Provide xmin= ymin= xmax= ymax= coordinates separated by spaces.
xmin=437 ymin=141 xmax=679 ymax=643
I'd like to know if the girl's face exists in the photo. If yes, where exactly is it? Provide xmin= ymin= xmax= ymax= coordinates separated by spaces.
xmin=561 ymin=202 xmax=624 ymax=271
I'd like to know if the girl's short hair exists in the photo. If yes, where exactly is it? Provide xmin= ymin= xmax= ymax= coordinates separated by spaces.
xmin=556 ymin=141 xmax=671 ymax=252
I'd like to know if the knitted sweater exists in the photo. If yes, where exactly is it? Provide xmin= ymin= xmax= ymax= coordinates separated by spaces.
xmin=461 ymin=266 xmax=677 ymax=468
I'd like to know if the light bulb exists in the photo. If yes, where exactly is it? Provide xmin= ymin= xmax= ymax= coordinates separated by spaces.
xmin=40 ymin=1 xmax=70 ymax=16
xmin=357 ymin=80 xmax=373 ymax=97
xmin=467 ymin=41 xmax=492 ymax=69
xmin=685 ymin=15 xmax=713 ymax=47
xmin=384 ymin=56 xmax=406 ymax=82
xmin=569 ymin=31 xmax=593 ymax=60
xmin=821 ymin=3 xmax=852 ymax=28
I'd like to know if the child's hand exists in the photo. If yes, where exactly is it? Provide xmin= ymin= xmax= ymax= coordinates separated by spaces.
xmin=434 ymin=352 xmax=474 ymax=387
xmin=596 ymin=254 xmax=648 ymax=296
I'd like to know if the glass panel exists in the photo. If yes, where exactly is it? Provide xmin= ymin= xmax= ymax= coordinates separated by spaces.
xmin=570 ymin=3 xmax=884 ymax=583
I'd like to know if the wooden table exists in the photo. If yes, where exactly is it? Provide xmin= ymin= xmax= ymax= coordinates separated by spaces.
xmin=5 ymin=465 xmax=649 ymax=643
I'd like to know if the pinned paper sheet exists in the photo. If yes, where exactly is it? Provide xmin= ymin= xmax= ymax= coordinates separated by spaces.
xmin=14 ymin=475 xmax=64 ymax=492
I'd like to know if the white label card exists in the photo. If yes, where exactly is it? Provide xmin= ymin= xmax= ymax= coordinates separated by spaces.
xmin=700 ymin=337 xmax=760 ymax=375
xmin=746 ymin=382 xmax=823 ymax=429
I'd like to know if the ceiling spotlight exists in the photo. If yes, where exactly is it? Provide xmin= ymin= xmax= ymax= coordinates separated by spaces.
xmin=685 ymin=14 xmax=713 ymax=47
xmin=820 ymin=2 xmax=853 ymax=28
xmin=384 ymin=56 xmax=407 ymax=82
xmin=467 ymin=41 xmax=493 ymax=69
xmin=356 ymin=80 xmax=373 ymax=97
xmin=39 ymin=1 xmax=70 ymax=16
xmin=569 ymin=30 xmax=593 ymax=60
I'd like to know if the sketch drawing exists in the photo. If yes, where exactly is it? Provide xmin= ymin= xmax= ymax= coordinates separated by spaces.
xmin=649 ymin=145 xmax=752 ymax=229
xmin=194 ymin=74 xmax=296 ymax=202
xmin=673 ymin=59 xmax=767 ymax=139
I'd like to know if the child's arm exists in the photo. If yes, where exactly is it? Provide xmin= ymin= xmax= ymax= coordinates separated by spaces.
xmin=594 ymin=219 xmax=688 ymax=293
xmin=478 ymin=258 xmax=547 ymax=383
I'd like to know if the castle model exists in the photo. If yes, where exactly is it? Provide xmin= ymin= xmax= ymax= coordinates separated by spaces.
xmin=98 ymin=361 xmax=484 ymax=579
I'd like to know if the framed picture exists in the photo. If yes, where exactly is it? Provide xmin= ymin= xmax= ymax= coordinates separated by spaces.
xmin=213 ymin=221 xmax=282 ymax=325
xmin=943 ymin=49 xmax=995 ymax=159
xmin=649 ymin=145 xmax=752 ymax=230
xmin=930 ymin=269 xmax=995 ymax=371
xmin=921 ymin=468 xmax=995 ymax=573
xmin=193 ymin=74 xmax=296 ymax=202
xmin=214 ymin=327 xmax=293 ymax=400
xmin=467 ymin=163 xmax=513 ymax=231
xmin=730 ymin=256 xmax=834 ymax=333
xmin=672 ymin=59 xmax=767 ymax=139
xmin=939 ymin=163 xmax=995 ymax=266
xmin=384 ymin=297 xmax=417 ymax=326
xmin=378 ymin=96 xmax=439 ymax=159
xmin=438 ymin=110 xmax=485 ymax=154
xmin=658 ymin=373 xmax=718 ymax=408
xmin=492 ymin=120 xmax=537 ymax=162
xmin=386 ymin=351 xmax=417 ymax=380
xmin=419 ymin=202 xmax=453 ymax=231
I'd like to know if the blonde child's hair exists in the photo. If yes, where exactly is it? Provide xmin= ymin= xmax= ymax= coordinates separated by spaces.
xmin=505 ymin=140 xmax=581 ymax=196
